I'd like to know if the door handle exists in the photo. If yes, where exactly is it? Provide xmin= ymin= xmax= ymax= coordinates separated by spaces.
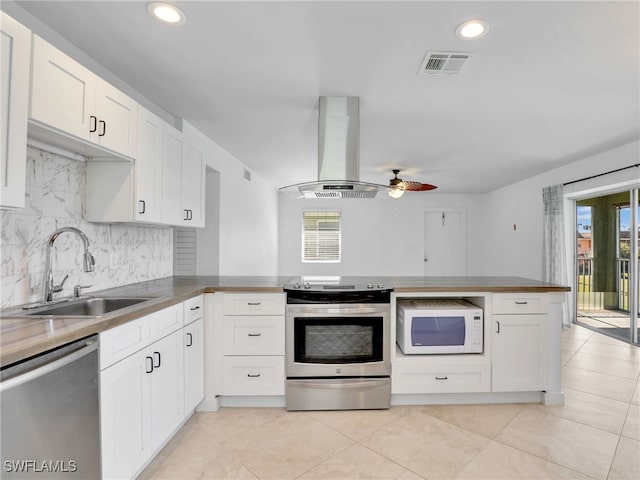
xmin=496 ymin=321 xmax=501 ymax=334
xmin=153 ymin=351 xmax=161 ymax=368
xmin=247 ymin=373 xmax=261 ymax=378
xmin=89 ymin=115 xmax=97 ymax=133
xmin=186 ymin=332 xmax=193 ymax=347
xmin=139 ymin=200 xmax=146 ymax=214
xmin=145 ymin=356 xmax=154 ymax=373
xmin=247 ymin=333 xmax=262 ymax=337
xmin=98 ymin=120 xmax=106 ymax=137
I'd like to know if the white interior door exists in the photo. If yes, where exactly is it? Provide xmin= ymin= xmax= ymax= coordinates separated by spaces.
xmin=423 ymin=209 xmax=465 ymax=275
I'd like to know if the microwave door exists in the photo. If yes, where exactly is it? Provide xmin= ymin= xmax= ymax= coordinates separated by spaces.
xmin=411 ymin=316 xmax=466 ymax=347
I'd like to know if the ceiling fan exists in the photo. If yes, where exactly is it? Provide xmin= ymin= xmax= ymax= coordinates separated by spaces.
xmin=387 ymin=169 xmax=438 ymax=198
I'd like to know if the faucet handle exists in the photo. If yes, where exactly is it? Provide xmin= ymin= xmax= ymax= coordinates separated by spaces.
xmin=73 ymin=284 xmax=93 ymax=298
xmin=52 ymin=274 xmax=69 ymax=293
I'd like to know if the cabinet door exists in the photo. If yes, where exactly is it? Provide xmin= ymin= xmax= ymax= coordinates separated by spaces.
xmin=492 ymin=314 xmax=548 ymax=392
xmin=1 ymin=13 xmax=30 ymax=208
xmin=181 ymin=141 xmax=205 ymax=226
xmin=100 ymin=351 xmax=152 ymax=480
xmin=94 ymin=79 xmax=138 ymax=158
xmin=184 ymin=317 xmax=204 ymax=415
xmin=161 ymin=124 xmax=184 ymax=225
xmin=149 ymin=329 xmax=185 ymax=451
xmin=135 ymin=107 xmax=163 ymax=222
xmin=30 ymin=35 xmax=95 ymax=141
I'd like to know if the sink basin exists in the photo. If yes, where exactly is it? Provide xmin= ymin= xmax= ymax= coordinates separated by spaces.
xmin=23 ymin=297 xmax=152 ymax=317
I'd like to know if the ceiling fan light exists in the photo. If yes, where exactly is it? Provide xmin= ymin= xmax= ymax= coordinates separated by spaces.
xmin=388 ymin=188 xmax=405 ymax=199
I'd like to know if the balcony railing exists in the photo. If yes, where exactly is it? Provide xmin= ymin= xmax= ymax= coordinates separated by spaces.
xmin=577 ymin=257 xmax=637 ymax=312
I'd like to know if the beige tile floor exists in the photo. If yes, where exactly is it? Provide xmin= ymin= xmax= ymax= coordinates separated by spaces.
xmin=140 ymin=324 xmax=640 ymax=480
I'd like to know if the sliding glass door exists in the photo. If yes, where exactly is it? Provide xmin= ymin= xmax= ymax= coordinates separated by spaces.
xmin=575 ymin=189 xmax=639 ymax=344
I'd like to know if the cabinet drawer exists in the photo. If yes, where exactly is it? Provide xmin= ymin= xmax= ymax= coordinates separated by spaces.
xmin=184 ymin=295 xmax=204 ymax=325
xmin=391 ymin=362 xmax=491 ymax=394
xmin=100 ymin=316 xmax=149 ymax=370
xmin=493 ymin=294 xmax=548 ymax=314
xmin=223 ymin=294 xmax=285 ymax=316
xmin=223 ymin=316 xmax=285 ymax=355
xmin=222 ymin=356 xmax=285 ymax=396
xmin=148 ymin=303 xmax=184 ymax=342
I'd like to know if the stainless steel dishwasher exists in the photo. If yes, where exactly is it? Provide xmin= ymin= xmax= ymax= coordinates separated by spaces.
xmin=1 ymin=335 xmax=100 ymax=479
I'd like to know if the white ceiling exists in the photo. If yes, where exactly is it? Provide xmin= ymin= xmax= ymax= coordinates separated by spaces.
xmin=11 ymin=1 xmax=640 ymax=194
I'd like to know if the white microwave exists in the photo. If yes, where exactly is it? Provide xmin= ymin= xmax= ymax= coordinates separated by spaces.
xmin=396 ymin=299 xmax=483 ymax=354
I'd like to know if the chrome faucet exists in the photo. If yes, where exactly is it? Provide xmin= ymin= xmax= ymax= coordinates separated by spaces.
xmin=43 ymin=227 xmax=95 ymax=302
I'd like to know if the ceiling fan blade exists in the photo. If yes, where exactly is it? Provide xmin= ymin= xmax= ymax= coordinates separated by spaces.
xmin=402 ymin=181 xmax=438 ymax=191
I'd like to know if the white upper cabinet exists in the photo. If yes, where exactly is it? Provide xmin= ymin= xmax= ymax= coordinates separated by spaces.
xmin=93 ymin=78 xmax=138 ymax=158
xmin=161 ymin=124 xmax=185 ymax=225
xmin=135 ymin=106 xmax=163 ymax=223
xmin=29 ymin=35 xmax=137 ymax=159
xmin=1 ymin=13 xmax=31 ymax=208
xmin=181 ymin=138 xmax=205 ymax=227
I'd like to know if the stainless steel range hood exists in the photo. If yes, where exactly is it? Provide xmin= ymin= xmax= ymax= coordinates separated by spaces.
xmin=280 ymin=97 xmax=382 ymax=198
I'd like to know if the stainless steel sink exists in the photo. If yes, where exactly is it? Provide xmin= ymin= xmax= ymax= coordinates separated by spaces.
xmin=22 ymin=297 xmax=152 ymax=317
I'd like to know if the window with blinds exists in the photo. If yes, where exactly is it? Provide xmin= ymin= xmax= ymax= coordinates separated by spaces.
xmin=302 ymin=211 xmax=341 ymax=263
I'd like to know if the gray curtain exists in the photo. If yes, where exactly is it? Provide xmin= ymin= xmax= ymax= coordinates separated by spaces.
xmin=543 ymin=184 xmax=571 ymax=327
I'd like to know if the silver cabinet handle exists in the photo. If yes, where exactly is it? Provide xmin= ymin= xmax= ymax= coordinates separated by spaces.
xmin=247 ymin=373 xmax=261 ymax=378
xmin=89 ymin=115 xmax=97 ymax=133
xmin=186 ymin=332 xmax=193 ymax=347
xmin=138 ymin=200 xmax=146 ymax=214
xmin=247 ymin=302 xmax=261 ymax=306
xmin=496 ymin=321 xmax=501 ymax=334
xmin=247 ymin=333 xmax=262 ymax=337
xmin=515 ymin=301 xmax=528 ymax=305
xmin=435 ymin=376 xmax=448 ymax=381
xmin=190 ymin=306 xmax=200 ymax=311
xmin=98 ymin=120 xmax=106 ymax=137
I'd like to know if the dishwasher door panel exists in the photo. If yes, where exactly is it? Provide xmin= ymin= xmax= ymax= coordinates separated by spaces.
xmin=1 ymin=337 xmax=100 ymax=479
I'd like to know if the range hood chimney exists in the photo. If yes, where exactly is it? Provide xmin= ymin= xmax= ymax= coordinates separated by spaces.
xmin=279 ymin=96 xmax=381 ymax=198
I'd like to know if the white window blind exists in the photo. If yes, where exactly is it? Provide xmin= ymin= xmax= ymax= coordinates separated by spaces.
xmin=302 ymin=211 xmax=341 ymax=263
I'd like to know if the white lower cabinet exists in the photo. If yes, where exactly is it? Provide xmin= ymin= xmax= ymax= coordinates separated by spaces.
xmin=220 ymin=293 xmax=286 ymax=397
xmin=184 ymin=295 xmax=205 ymax=414
xmin=491 ymin=314 xmax=548 ymax=392
xmin=100 ymin=348 xmax=151 ymax=480
xmin=392 ymin=361 xmax=491 ymax=394
xmin=149 ymin=329 xmax=184 ymax=452
xmin=100 ymin=299 xmax=204 ymax=479
xmin=491 ymin=293 xmax=549 ymax=392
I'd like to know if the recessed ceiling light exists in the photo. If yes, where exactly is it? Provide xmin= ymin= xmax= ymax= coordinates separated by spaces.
xmin=455 ymin=19 xmax=488 ymax=39
xmin=147 ymin=2 xmax=187 ymax=25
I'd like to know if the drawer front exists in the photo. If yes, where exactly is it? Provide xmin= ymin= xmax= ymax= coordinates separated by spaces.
xmin=149 ymin=303 xmax=184 ymax=343
xmin=222 ymin=356 xmax=285 ymax=396
xmin=184 ymin=295 xmax=204 ymax=325
xmin=99 ymin=316 xmax=149 ymax=370
xmin=223 ymin=316 xmax=285 ymax=356
xmin=391 ymin=362 xmax=491 ymax=394
xmin=492 ymin=294 xmax=548 ymax=314
xmin=223 ymin=294 xmax=285 ymax=316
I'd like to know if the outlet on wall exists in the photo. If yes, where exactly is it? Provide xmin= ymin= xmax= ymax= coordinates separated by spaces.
xmin=109 ymin=253 xmax=120 ymax=269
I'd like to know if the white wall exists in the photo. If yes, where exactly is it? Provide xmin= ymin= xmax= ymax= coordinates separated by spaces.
xmin=480 ymin=140 xmax=640 ymax=280
xmin=278 ymin=193 xmax=487 ymax=276
xmin=183 ymin=122 xmax=279 ymax=276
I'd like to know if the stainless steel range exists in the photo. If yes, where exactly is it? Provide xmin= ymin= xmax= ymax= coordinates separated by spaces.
xmin=284 ymin=277 xmax=392 ymax=411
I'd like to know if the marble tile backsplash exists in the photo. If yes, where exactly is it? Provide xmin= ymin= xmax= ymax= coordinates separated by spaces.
xmin=1 ymin=147 xmax=173 ymax=308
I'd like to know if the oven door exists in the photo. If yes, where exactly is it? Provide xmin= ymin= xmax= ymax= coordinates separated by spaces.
xmin=286 ymin=304 xmax=390 ymax=377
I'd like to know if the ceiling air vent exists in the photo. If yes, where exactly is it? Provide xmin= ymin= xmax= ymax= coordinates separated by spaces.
xmin=418 ymin=51 xmax=473 ymax=76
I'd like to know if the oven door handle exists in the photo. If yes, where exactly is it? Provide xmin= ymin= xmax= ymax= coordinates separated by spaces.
xmin=287 ymin=379 xmax=389 ymax=389
xmin=286 ymin=306 xmax=389 ymax=315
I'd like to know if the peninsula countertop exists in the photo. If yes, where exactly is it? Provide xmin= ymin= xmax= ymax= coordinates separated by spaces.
xmin=1 ymin=275 xmax=569 ymax=366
